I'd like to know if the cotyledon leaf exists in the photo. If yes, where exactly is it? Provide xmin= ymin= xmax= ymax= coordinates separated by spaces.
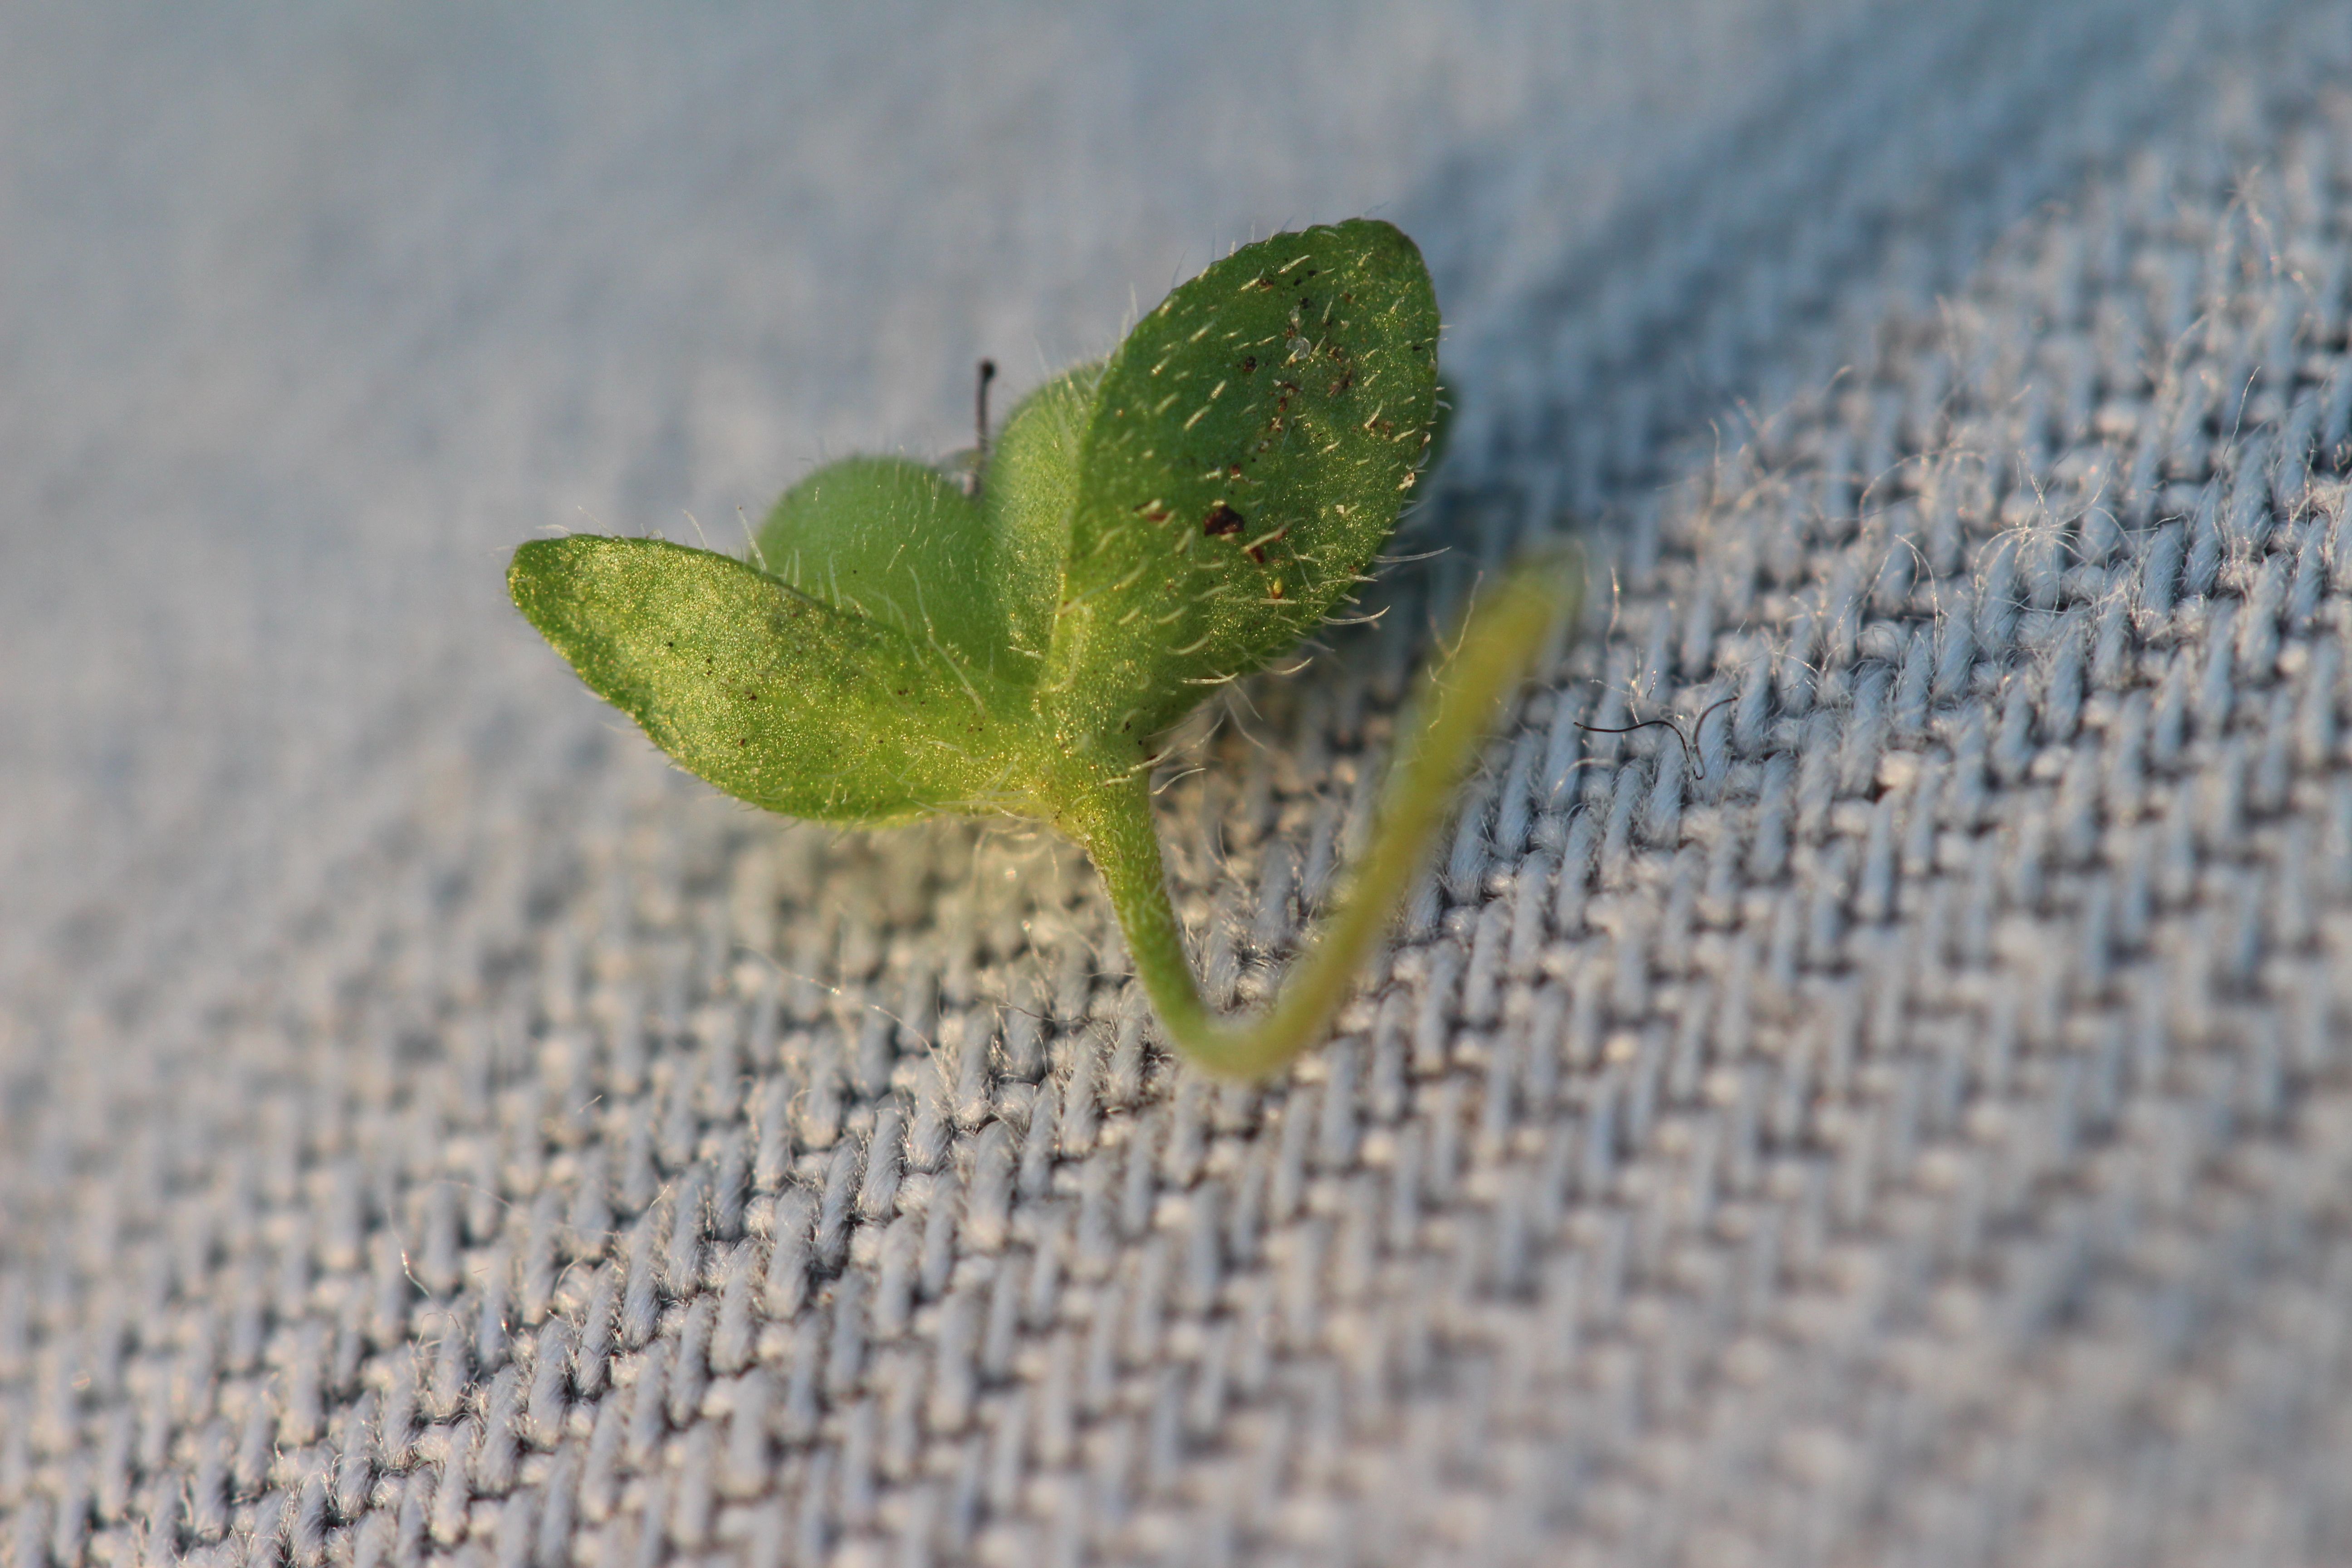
xmin=981 ymin=363 xmax=1102 ymax=668
xmin=754 ymin=455 xmax=1014 ymax=682
xmin=1043 ymin=218 xmax=1439 ymax=745
xmin=510 ymin=535 xmax=1039 ymax=824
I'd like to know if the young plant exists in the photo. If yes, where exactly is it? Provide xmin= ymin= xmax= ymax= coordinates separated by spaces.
xmin=510 ymin=219 xmax=1580 ymax=1078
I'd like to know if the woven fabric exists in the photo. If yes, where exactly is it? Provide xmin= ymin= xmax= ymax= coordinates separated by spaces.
xmin=8 ymin=3 xmax=2352 ymax=1566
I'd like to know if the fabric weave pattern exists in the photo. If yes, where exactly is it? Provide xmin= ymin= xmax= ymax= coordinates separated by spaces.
xmin=7 ymin=3 xmax=2352 ymax=1566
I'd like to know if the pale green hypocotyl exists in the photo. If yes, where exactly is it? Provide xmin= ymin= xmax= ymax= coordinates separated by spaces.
xmin=510 ymin=219 xmax=1582 ymax=1079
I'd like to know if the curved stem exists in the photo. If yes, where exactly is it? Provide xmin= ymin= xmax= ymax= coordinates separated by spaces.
xmin=1071 ymin=549 xmax=1583 ymax=1078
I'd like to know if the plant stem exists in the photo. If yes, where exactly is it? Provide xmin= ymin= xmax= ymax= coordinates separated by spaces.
xmin=1070 ymin=550 xmax=1583 ymax=1079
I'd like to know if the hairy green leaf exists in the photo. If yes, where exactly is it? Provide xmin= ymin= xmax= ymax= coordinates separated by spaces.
xmin=754 ymin=455 xmax=1013 ymax=681
xmin=1044 ymin=218 xmax=1438 ymax=743
xmin=510 ymin=535 xmax=1036 ymax=823
xmin=981 ymin=364 xmax=1101 ymax=669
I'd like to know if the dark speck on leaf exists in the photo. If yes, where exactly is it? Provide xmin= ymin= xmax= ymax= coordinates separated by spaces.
xmin=1203 ymin=503 xmax=1245 ymax=538
xmin=1241 ymin=356 xmax=1257 ymax=373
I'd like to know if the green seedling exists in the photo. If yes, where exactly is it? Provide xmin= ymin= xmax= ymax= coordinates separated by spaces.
xmin=511 ymin=220 xmax=1581 ymax=1078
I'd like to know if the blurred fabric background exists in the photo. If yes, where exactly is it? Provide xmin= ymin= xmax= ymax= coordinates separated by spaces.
xmin=6 ymin=2 xmax=2352 ymax=1564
